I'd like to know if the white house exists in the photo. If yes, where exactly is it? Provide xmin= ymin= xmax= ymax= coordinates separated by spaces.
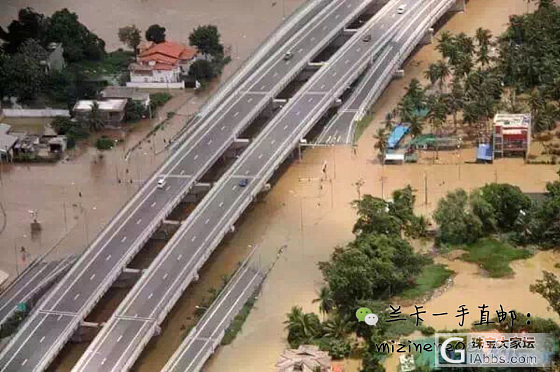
xmin=128 ymin=41 xmax=197 ymax=88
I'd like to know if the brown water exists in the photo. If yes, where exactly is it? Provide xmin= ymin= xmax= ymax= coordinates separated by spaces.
xmin=2 ymin=0 xmax=559 ymax=371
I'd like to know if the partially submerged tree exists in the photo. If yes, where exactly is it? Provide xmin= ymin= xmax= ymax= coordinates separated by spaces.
xmin=145 ymin=24 xmax=166 ymax=44
xmin=118 ymin=25 xmax=141 ymax=55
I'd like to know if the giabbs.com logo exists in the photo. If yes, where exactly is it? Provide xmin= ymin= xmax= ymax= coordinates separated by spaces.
xmin=436 ymin=334 xmax=467 ymax=366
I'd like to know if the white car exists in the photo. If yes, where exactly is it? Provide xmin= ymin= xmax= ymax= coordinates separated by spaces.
xmin=397 ymin=5 xmax=406 ymax=14
xmin=157 ymin=177 xmax=166 ymax=189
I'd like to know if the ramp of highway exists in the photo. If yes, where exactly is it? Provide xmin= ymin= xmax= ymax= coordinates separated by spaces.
xmin=317 ymin=0 xmax=463 ymax=145
xmin=0 ymin=1 xmax=379 ymax=371
xmin=72 ymin=1 xmax=445 ymax=370
xmin=162 ymin=255 xmax=264 ymax=372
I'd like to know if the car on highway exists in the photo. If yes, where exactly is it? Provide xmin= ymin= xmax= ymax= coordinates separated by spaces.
xmin=362 ymin=34 xmax=372 ymax=42
xmin=283 ymin=51 xmax=293 ymax=61
xmin=238 ymin=178 xmax=249 ymax=187
xmin=397 ymin=5 xmax=406 ymax=14
xmin=157 ymin=177 xmax=167 ymax=189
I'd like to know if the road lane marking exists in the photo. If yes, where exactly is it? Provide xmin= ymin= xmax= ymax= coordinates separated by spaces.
xmin=260 ymin=85 xmax=266 ymax=90
xmin=101 ymin=358 xmax=106 ymax=365
xmin=232 ymin=185 xmax=237 ymax=190
xmin=297 ymin=48 xmax=303 ymax=53
xmin=136 ymin=219 xmax=142 ymax=225
xmin=221 ymin=126 xmax=226 ymax=131
xmin=180 ymin=170 xmax=185 ymax=175
xmin=219 ymin=202 xmax=224 ymax=207
xmin=57 ymin=315 xmax=63 ymax=321
xmin=247 ymin=97 xmax=253 ymax=103
xmin=150 ymin=202 xmax=156 ymax=207
xmin=233 ymin=111 xmax=239 ymax=117
xmin=205 ymin=218 xmax=210 ymax=225
xmin=117 ymin=335 xmax=123 ymax=343
xmin=39 ymin=336 xmax=45 ymax=343
xmin=74 ymin=294 xmax=80 ymax=301
xmin=177 ymin=254 xmax=183 ymax=261
xmin=191 ymin=236 xmax=197 ymax=242
xmin=106 ymin=255 xmax=112 ymax=261
xmin=194 ymin=154 xmax=199 ymax=160
xmin=271 ymin=139 xmax=276 ymax=145
xmin=166 ymin=186 xmax=171 ymax=191
xmin=121 ymin=236 xmax=127 ymax=243
xmin=148 ymin=293 xmax=153 ymax=300
xmin=332 ymin=72 xmax=337 ymax=77
xmin=21 ymin=359 xmax=27 ymax=366
xmin=163 ymin=273 xmax=168 ymax=280
xmin=258 ymin=154 xmax=263 ymax=159
xmin=207 ymin=139 xmax=213 ymax=145
xmin=90 ymin=274 xmax=96 ymax=281
xmin=283 ymin=125 xmax=288 ymax=130
xmin=308 ymin=97 xmax=314 ymax=103
xmin=295 ymin=111 xmax=300 ymax=116
xmin=310 ymin=37 xmax=316 ymax=42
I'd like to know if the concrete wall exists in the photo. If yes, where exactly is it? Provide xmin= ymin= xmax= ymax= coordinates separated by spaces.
xmin=126 ymin=82 xmax=185 ymax=89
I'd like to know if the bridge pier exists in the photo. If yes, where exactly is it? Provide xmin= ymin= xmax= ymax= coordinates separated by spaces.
xmin=71 ymin=321 xmax=101 ymax=343
xmin=450 ymin=0 xmax=465 ymax=12
xmin=419 ymin=27 xmax=434 ymax=46
xmin=272 ymin=98 xmax=288 ymax=110
xmin=394 ymin=69 xmax=405 ymax=79
xmin=113 ymin=267 xmax=144 ymax=288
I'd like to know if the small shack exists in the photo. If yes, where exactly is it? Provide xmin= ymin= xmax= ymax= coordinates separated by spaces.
xmin=0 ymin=124 xmax=18 ymax=161
xmin=477 ymin=143 xmax=493 ymax=163
xmin=493 ymin=113 xmax=531 ymax=158
xmin=73 ymin=99 xmax=127 ymax=127
xmin=276 ymin=345 xmax=331 ymax=372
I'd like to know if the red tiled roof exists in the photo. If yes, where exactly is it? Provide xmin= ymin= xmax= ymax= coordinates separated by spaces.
xmin=152 ymin=63 xmax=174 ymax=71
xmin=138 ymin=54 xmax=177 ymax=65
xmin=139 ymin=41 xmax=196 ymax=61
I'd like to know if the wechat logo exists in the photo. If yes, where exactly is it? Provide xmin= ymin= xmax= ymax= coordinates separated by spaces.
xmin=356 ymin=307 xmax=379 ymax=326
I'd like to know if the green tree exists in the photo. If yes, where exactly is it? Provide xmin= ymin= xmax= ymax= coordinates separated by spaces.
xmin=408 ymin=114 xmax=424 ymax=137
xmin=352 ymin=195 xmax=402 ymax=236
xmin=284 ymin=306 xmax=321 ymax=348
xmin=189 ymin=25 xmax=224 ymax=57
xmin=0 ymin=40 xmax=46 ymax=100
xmin=470 ymin=183 xmax=531 ymax=232
xmin=87 ymin=102 xmax=105 ymax=132
xmin=47 ymin=9 xmax=106 ymax=62
xmin=445 ymin=81 xmax=465 ymax=127
xmin=433 ymin=189 xmax=483 ymax=245
xmin=321 ymin=312 xmax=351 ymax=339
xmin=145 ymin=24 xmax=166 ymax=44
xmin=188 ymin=59 xmax=215 ymax=81
xmin=313 ymin=287 xmax=335 ymax=317
xmin=0 ymin=8 xmax=47 ymax=54
xmin=118 ymin=25 xmax=141 ymax=55
xmin=373 ymin=128 xmax=388 ymax=164
xmin=530 ymin=271 xmax=560 ymax=317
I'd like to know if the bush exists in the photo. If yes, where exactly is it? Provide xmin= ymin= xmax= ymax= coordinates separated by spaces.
xmin=95 ymin=136 xmax=115 ymax=150
xmin=188 ymin=59 xmax=215 ymax=81
xmin=314 ymin=337 xmax=352 ymax=359
xmin=150 ymin=92 xmax=172 ymax=108
xmin=125 ymin=100 xmax=147 ymax=122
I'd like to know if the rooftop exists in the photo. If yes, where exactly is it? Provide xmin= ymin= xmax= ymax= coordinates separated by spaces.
xmin=73 ymin=99 xmax=127 ymax=112
xmin=0 ymin=133 xmax=18 ymax=152
xmin=101 ymin=86 xmax=150 ymax=102
xmin=2 ymin=109 xmax=70 ymax=118
xmin=493 ymin=113 xmax=531 ymax=128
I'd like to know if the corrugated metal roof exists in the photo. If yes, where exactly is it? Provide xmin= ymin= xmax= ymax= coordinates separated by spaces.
xmin=2 ymin=109 xmax=70 ymax=118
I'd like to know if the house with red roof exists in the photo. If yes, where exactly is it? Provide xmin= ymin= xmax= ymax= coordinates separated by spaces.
xmin=128 ymin=41 xmax=198 ymax=86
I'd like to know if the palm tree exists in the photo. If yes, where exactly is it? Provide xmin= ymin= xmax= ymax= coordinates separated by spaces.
xmin=446 ymin=81 xmax=465 ymax=127
xmin=435 ymin=60 xmax=451 ymax=92
xmin=284 ymin=306 xmax=321 ymax=348
xmin=424 ymin=63 xmax=440 ymax=88
xmin=373 ymin=128 xmax=389 ymax=164
xmin=322 ymin=312 xmax=351 ymax=339
xmin=462 ymin=101 xmax=480 ymax=126
xmin=436 ymin=31 xmax=455 ymax=59
xmin=408 ymin=114 xmax=424 ymax=138
xmin=475 ymin=27 xmax=493 ymax=67
xmin=312 ymin=287 xmax=334 ymax=318
xmin=427 ymin=95 xmax=448 ymax=159
xmin=398 ymin=96 xmax=415 ymax=122
xmin=87 ymin=102 xmax=105 ymax=132
xmin=383 ymin=112 xmax=394 ymax=130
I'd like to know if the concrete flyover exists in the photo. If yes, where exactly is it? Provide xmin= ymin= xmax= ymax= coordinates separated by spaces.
xmin=71 ymin=1 xmax=451 ymax=371
xmin=162 ymin=256 xmax=264 ymax=372
xmin=0 ymin=1 xmax=380 ymax=371
xmin=317 ymin=0 xmax=466 ymax=145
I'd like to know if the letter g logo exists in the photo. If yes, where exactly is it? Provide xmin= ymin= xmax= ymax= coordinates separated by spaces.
xmin=440 ymin=337 xmax=466 ymax=364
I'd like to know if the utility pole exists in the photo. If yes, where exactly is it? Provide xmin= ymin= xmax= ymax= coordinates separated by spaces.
xmin=424 ymin=172 xmax=428 ymax=205
xmin=380 ymin=176 xmax=385 ymax=200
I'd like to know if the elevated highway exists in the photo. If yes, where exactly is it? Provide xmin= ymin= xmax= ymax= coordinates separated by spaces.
xmin=317 ymin=0 xmax=465 ymax=145
xmin=72 ymin=0 xmax=458 ymax=371
xmin=0 ymin=1 xmax=381 ymax=371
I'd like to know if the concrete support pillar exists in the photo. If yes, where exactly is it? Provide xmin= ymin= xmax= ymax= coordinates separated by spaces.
xmin=419 ymin=28 xmax=434 ymax=46
xmin=450 ymin=0 xmax=465 ymax=12
xmin=342 ymin=29 xmax=358 ymax=36
xmin=394 ymin=69 xmax=405 ymax=79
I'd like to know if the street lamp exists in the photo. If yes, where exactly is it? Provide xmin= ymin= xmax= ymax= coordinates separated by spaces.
xmin=13 ymin=234 xmax=27 ymax=275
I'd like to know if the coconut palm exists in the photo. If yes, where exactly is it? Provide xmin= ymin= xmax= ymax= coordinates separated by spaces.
xmin=312 ymin=287 xmax=334 ymax=317
xmin=427 ymin=95 xmax=448 ymax=159
xmin=322 ymin=312 xmax=351 ymax=339
xmin=87 ymin=102 xmax=105 ymax=132
xmin=408 ymin=114 xmax=424 ymax=138
xmin=475 ymin=28 xmax=494 ymax=67
xmin=445 ymin=81 xmax=465 ymax=127
xmin=398 ymin=96 xmax=416 ymax=122
xmin=424 ymin=63 xmax=440 ymax=88
xmin=435 ymin=60 xmax=451 ymax=92
xmin=382 ymin=112 xmax=394 ymax=130
xmin=284 ymin=306 xmax=321 ymax=348
xmin=373 ymin=128 xmax=389 ymax=164
xmin=436 ymin=31 xmax=455 ymax=59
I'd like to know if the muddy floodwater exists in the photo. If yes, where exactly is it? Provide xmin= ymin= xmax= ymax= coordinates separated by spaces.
xmin=1 ymin=0 xmax=560 ymax=371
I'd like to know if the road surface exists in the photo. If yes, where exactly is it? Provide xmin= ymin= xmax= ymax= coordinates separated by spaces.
xmin=0 ymin=1 xmax=377 ymax=371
